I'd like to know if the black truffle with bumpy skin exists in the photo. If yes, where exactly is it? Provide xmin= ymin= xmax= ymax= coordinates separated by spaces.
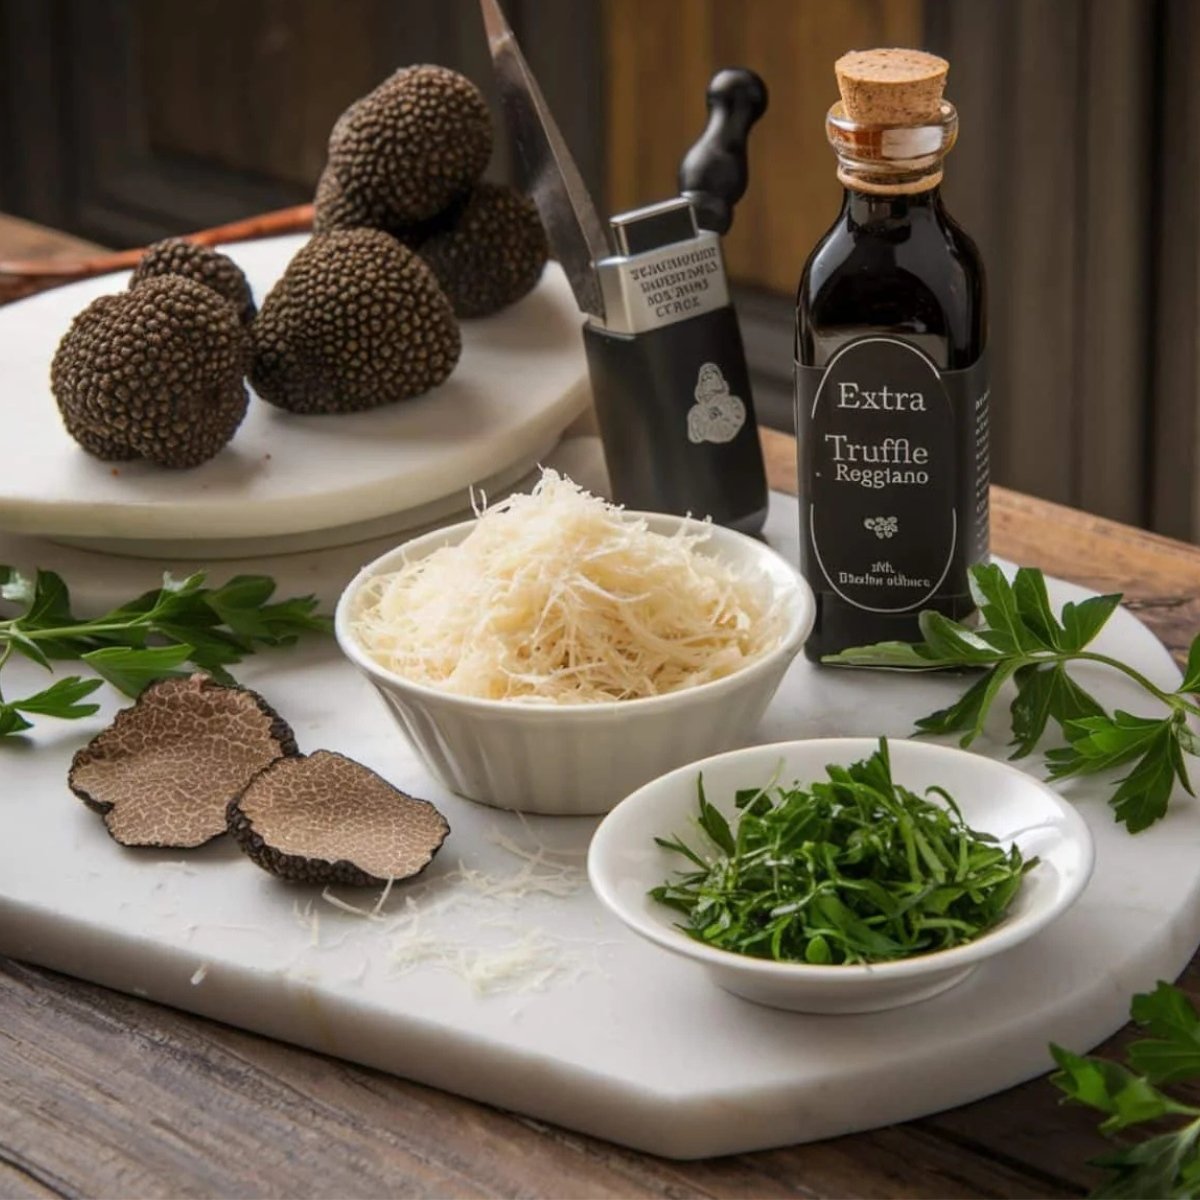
xmin=130 ymin=238 xmax=257 ymax=325
xmin=51 ymin=275 xmax=250 ymax=468
xmin=412 ymin=182 xmax=549 ymax=318
xmin=249 ymin=229 xmax=461 ymax=415
xmin=322 ymin=65 xmax=492 ymax=230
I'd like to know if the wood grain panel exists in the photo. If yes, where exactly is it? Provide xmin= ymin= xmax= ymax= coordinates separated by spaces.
xmin=604 ymin=0 xmax=923 ymax=295
xmin=136 ymin=0 xmax=384 ymax=189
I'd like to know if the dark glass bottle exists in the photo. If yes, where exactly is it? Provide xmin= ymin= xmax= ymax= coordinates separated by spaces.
xmin=795 ymin=91 xmax=989 ymax=660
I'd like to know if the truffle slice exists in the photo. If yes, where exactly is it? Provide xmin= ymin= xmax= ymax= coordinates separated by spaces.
xmin=412 ymin=182 xmax=548 ymax=318
xmin=130 ymin=238 xmax=257 ymax=325
xmin=51 ymin=275 xmax=250 ymax=468
xmin=69 ymin=675 xmax=298 ymax=848
xmin=250 ymin=228 xmax=461 ymax=414
xmin=325 ymin=65 xmax=492 ymax=227
xmin=227 ymin=750 xmax=450 ymax=886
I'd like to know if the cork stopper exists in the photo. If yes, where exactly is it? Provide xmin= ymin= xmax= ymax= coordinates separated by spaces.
xmin=835 ymin=49 xmax=948 ymax=125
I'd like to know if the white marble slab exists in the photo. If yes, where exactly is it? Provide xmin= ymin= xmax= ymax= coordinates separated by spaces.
xmin=0 ymin=489 xmax=1196 ymax=1159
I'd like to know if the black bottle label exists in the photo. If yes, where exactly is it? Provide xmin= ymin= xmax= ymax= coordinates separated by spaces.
xmin=795 ymin=338 xmax=989 ymax=614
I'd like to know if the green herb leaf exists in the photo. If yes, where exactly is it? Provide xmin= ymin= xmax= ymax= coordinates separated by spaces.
xmin=1180 ymin=635 xmax=1200 ymax=697
xmin=7 ymin=628 xmax=51 ymax=670
xmin=1009 ymin=662 xmax=1106 ymax=759
xmin=1090 ymin=1127 xmax=1200 ymax=1200
xmin=822 ymin=564 xmax=1199 ymax=834
xmin=0 ymin=707 xmax=33 ymax=736
xmin=917 ymin=609 xmax=1008 ymax=665
xmin=916 ymin=660 xmax=1020 ymax=746
xmin=0 ymin=566 xmax=330 ymax=737
xmin=1060 ymin=593 xmax=1122 ymax=653
xmin=1012 ymin=567 xmax=1066 ymax=650
xmin=969 ymin=562 xmax=1044 ymax=654
xmin=1050 ymin=983 xmax=1200 ymax=1198
xmin=81 ymin=644 xmax=198 ymax=697
xmin=651 ymin=740 xmax=1033 ymax=966
xmin=1050 ymin=1044 xmax=1177 ymax=1133
xmin=7 ymin=676 xmax=104 ymax=718
xmin=821 ymin=639 xmax=960 ymax=670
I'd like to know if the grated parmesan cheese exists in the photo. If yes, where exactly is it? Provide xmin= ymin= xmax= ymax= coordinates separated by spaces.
xmin=350 ymin=470 xmax=782 ymax=703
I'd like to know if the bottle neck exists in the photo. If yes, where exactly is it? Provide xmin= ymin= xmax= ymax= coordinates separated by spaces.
xmin=841 ymin=185 xmax=944 ymax=227
xmin=826 ymin=100 xmax=957 ymax=198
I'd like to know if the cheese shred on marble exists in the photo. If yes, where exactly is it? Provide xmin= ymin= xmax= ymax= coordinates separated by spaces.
xmin=350 ymin=470 xmax=782 ymax=703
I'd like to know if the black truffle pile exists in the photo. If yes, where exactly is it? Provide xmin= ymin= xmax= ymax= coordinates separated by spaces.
xmin=251 ymin=229 xmax=460 ymax=414
xmin=311 ymin=65 xmax=548 ymax=320
xmin=51 ymin=63 xmax=548 ymax=466
xmin=52 ymin=268 xmax=251 ymax=468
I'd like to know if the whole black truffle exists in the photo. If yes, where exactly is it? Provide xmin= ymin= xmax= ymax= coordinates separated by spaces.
xmin=131 ymin=238 xmax=257 ymax=325
xmin=51 ymin=275 xmax=250 ymax=468
xmin=319 ymin=65 xmax=492 ymax=230
xmin=412 ymin=182 xmax=548 ymax=318
xmin=312 ymin=164 xmax=391 ymax=236
xmin=250 ymin=229 xmax=461 ymax=415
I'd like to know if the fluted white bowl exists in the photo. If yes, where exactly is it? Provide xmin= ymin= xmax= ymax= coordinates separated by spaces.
xmin=335 ymin=514 xmax=814 ymax=815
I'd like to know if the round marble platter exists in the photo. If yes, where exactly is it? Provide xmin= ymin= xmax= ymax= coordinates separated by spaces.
xmin=0 ymin=235 xmax=590 ymax=558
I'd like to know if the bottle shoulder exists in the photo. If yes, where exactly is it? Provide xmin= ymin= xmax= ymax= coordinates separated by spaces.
xmin=797 ymin=195 xmax=986 ymax=367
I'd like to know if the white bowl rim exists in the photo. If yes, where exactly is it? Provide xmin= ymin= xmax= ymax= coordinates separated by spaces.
xmin=334 ymin=510 xmax=816 ymax=716
xmin=588 ymin=736 xmax=1096 ymax=983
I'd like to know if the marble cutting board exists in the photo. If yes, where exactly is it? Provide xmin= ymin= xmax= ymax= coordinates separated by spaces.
xmin=0 ymin=236 xmax=589 ymax=557
xmin=0 ymin=488 xmax=1197 ymax=1159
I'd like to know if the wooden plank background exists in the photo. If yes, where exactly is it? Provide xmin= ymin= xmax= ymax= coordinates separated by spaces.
xmin=603 ymin=0 xmax=922 ymax=297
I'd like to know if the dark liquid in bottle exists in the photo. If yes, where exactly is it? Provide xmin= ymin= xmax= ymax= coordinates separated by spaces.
xmin=795 ymin=186 xmax=988 ymax=660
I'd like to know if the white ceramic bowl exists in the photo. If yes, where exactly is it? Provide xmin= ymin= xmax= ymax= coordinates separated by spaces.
xmin=588 ymin=737 xmax=1095 ymax=1013
xmin=335 ymin=514 xmax=815 ymax=815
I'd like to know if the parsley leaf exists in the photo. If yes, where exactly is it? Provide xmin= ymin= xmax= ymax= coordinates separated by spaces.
xmin=0 ymin=568 xmax=331 ymax=738
xmin=1051 ymin=981 xmax=1200 ymax=1197
xmin=824 ymin=565 xmax=1200 ymax=834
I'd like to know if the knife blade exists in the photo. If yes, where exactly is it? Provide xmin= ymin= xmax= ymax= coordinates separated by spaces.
xmin=480 ymin=0 xmax=610 ymax=320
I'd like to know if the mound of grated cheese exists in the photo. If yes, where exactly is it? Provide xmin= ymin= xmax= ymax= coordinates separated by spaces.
xmin=350 ymin=470 xmax=783 ymax=704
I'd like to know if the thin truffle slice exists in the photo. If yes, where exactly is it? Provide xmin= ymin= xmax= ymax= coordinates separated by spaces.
xmin=413 ymin=182 xmax=548 ymax=318
xmin=130 ymin=238 xmax=257 ymax=325
xmin=227 ymin=750 xmax=450 ymax=886
xmin=69 ymin=675 xmax=298 ymax=848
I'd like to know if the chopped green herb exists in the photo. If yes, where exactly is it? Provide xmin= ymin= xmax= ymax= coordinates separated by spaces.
xmin=0 ymin=566 xmax=330 ymax=738
xmin=1051 ymin=980 xmax=1200 ymax=1198
xmin=650 ymin=739 xmax=1035 ymax=966
xmin=823 ymin=564 xmax=1200 ymax=834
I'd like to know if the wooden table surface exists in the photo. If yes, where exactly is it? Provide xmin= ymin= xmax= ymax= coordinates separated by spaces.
xmin=3 ymin=215 xmax=1200 ymax=1199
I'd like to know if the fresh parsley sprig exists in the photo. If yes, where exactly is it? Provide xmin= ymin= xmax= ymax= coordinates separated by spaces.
xmin=1052 ymin=981 xmax=1200 ymax=1198
xmin=824 ymin=564 xmax=1200 ymax=833
xmin=651 ymin=739 xmax=1034 ymax=965
xmin=0 ymin=566 xmax=330 ymax=737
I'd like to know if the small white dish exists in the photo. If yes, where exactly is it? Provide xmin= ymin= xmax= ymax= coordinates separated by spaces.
xmin=335 ymin=514 xmax=815 ymax=815
xmin=588 ymin=737 xmax=1095 ymax=1013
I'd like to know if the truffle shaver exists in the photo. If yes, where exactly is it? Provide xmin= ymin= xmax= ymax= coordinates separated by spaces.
xmin=481 ymin=0 xmax=769 ymax=533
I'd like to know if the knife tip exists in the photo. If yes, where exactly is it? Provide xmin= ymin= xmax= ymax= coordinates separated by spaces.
xmin=479 ymin=0 xmax=512 ymax=46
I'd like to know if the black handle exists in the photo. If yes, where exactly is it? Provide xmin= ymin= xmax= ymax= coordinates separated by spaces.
xmin=677 ymin=68 xmax=768 ymax=235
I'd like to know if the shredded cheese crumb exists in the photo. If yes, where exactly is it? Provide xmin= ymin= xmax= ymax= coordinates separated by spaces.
xmin=350 ymin=470 xmax=782 ymax=703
